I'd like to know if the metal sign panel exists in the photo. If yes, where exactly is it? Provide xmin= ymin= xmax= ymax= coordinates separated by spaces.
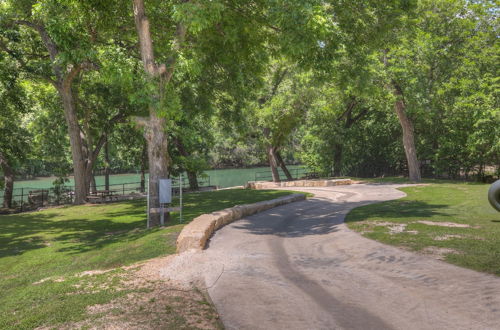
xmin=159 ymin=179 xmax=172 ymax=204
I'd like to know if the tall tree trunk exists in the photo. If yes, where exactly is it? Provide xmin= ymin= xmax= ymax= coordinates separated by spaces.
xmin=144 ymin=113 xmax=170 ymax=226
xmin=90 ymin=174 xmax=97 ymax=194
xmin=275 ymin=151 xmax=293 ymax=180
xmin=84 ymin=157 xmax=96 ymax=196
xmin=186 ymin=171 xmax=198 ymax=190
xmin=333 ymin=144 xmax=343 ymax=177
xmin=133 ymin=0 xmax=186 ymax=227
xmin=267 ymin=146 xmax=280 ymax=182
xmin=16 ymin=21 xmax=96 ymax=205
xmin=58 ymin=85 xmax=88 ymax=203
xmin=140 ymin=141 xmax=147 ymax=193
xmin=104 ymin=135 xmax=110 ymax=191
xmin=393 ymin=85 xmax=421 ymax=182
xmin=0 ymin=152 xmax=14 ymax=209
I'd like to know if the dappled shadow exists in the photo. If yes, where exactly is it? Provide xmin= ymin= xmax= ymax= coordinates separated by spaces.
xmin=227 ymin=192 xmax=449 ymax=239
xmin=0 ymin=190 xmax=293 ymax=258
xmin=344 ymin=199 xmax=448 ymax=223
xmin=0 ymin=200 xmax=176 ymax=258
xmin=230 ymin=198 xmax=347 ymax=238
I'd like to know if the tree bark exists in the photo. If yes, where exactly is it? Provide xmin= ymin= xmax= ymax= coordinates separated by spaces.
xmin=275 ymin=151 xmax=293 ymax=180
xmin=90 ymin=174 xmax=97 ymax=194
xmin=267 ymin=146 xmax=280 ymax=182
xmin=0 ymin=152 xmax=14 ymax=209
xmin=104 ymin=135 xmax=110 ymax=191
xmin=186 ymin=171 xmax=199 ymax=190
xmin=144 ymin=113 xmax=170 ymax=226
xmin=57 ymin=84 xmax=88 ymax=203
xmin=393 ymin=85 xmax=421 ymax=182
xmin=140 ymin=141 xmax=147 ymax=193
xmin=333 ymin=144 xmax=343 ymax=177
xmin=83 ymin=149 xmax=98 ymax=196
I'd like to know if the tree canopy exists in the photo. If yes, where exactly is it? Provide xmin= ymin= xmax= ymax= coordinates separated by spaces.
xmin=0 ymin=0 xmax=498 ymax=219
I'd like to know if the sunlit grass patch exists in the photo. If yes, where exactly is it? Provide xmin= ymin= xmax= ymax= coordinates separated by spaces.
xmin=346 ymin=183 xmax=500 ymax=275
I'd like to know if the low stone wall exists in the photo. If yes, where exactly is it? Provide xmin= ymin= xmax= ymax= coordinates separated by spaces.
xmin=176 ymin=193 xmax=306 ymax=253
xmin=245 ymin=178 xmax=352 ymax=189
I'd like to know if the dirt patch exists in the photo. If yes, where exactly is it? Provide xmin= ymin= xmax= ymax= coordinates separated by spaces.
xmin=81 ymin=284 xmax=219 ymax=330
xmin=364 ymin=221 xmax=419 ymax=235
xmin=33 ymin=276 xmax=65 ymax=285
xmin=434 ymin=234 xmax=465 ymax=241
xmin=77 ymin=269 xmax=113 ymax=277
xmin=417 ymin=220 xmax=473 ymax=228
xmin=387 ymin=223 xmax=407 ymax=234
xmin=421 ymin=246 xmax=462 ymax=260
xmin=45 ymin=256 xmax=221 ymax=330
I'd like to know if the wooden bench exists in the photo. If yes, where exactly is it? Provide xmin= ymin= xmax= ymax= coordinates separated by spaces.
xmin=87 ymin=190 xmax=119 ymax=203
xmin=86 ymin=195 xmax=103 ymax=203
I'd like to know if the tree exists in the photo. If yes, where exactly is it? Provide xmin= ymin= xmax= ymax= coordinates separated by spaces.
xmin=1 ymin=0 xmax=131 ymax=203
xmin=385 ymin=0 xmax=498 ymax=180
xmin=130 ymin=0 xmax=269 ymax=226
xmin=251 ymin=63 xmax=315 ymax=182
xmin=0 ymin=54 xmax=31 ymax=208
xmin=131 ymin=0 xmax=187 ymax=226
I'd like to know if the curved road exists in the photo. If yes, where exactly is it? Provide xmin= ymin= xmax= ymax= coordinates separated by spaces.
xmin=162 ymin=184 xmax=500 ymax=330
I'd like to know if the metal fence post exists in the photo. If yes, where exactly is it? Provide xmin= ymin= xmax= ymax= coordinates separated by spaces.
xmin=122 ymin=183 xmax=125 ymax=195
xmin=20 ymin=188 xmax=24 ymax=212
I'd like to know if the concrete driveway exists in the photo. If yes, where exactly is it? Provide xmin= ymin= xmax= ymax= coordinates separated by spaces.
xmin=161 ymin=184 xmax=500 ymax=330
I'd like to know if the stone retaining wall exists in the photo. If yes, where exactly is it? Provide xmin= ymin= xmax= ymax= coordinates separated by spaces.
xmin=245 ymin=178 xmax=352 ymax=189
xmin=176 ymin=193 xmax=306 ymax=253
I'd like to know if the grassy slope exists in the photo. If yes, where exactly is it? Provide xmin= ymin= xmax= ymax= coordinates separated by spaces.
xmin=0 ymin=189 xmax=295 ymax=329
xmin=346 ymin=182 xmax=500 ymax=275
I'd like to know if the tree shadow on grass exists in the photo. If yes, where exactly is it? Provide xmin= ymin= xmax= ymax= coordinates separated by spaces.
xmin=0 ymin=200 xmax=177 ymax=258
xmin=0 ymin=190 xmax=293 ymax=258
xmin=344 ymin=199 xmax=448 ymax=223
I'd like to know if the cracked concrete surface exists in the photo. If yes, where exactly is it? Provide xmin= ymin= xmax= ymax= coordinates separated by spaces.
xmin=161 ymin=184 xmax=500 ymax=330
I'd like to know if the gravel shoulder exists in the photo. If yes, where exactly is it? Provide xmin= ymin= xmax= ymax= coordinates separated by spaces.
xmin=160 ymin=184 xmax=500 ymax=330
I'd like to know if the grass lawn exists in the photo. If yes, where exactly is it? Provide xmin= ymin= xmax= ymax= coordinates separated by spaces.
xmin=0 ymin=188 xmax=296 ymax=330
xmin=345 ymin=181 xmax=500 ymax=276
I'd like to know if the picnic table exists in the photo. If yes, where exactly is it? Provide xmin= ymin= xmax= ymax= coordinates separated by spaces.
xmin=87 ymin=190 xmax=118 ymax=203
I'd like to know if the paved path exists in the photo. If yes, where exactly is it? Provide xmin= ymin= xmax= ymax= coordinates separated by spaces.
xmin=161 ymin=184 xmax=500 ymax=330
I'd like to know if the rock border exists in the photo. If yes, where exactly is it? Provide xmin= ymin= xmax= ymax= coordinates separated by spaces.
xmin=245 ymin=178 xmax=352 ymax=189
xmin=176 ymin=193 xmax=306 ymax=253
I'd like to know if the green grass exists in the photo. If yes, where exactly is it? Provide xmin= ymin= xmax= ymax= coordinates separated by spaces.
xmin=0 ymin=188 xmax=296 ymax=329
xmin=346 ymin=182 xmax=500 ymax=275
xmin=344 ymin=175 xmax=484 ymax=184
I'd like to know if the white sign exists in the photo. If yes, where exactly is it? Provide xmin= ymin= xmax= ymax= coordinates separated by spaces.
xmin=159 ymin=179 xmax=172 ymax=204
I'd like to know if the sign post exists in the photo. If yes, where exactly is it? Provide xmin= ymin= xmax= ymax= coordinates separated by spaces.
xmin=179 ymin=173 xmax=183 ymax=223
xmin=159 ymin=179 xmax=172 ymax=227
xmin=147 ymin=177 xmax=183 ymax=228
